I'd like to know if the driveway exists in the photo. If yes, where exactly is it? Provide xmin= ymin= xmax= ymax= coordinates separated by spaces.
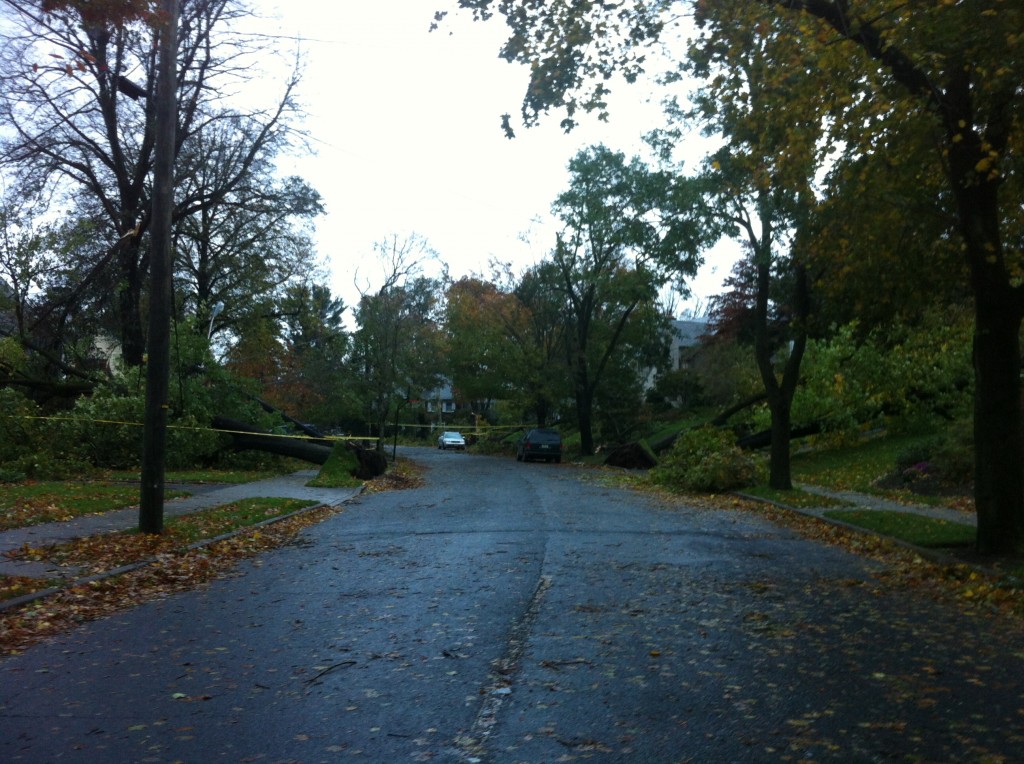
xmin=1 ymin=447 xmax=1020 ymax=762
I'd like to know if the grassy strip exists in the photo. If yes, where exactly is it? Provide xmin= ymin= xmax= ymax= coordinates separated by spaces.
xmin=11 ymin=497 xmax=317 ymax=573
xmin=102 ymin=467 xmax=297 ymax=483
xmin=0 ymin=482 xmax=190 ymax=531
xmin=0 ymin=575 xmax=58 ymax=601
xmin=743 ymin=485 xmax=855 ymax=509
xmin=823 ymin=508 xmax=976 ymax=548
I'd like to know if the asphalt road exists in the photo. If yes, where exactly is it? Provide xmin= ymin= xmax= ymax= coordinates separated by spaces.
xmin=1 ymin=447 xmax=1022 ymax=763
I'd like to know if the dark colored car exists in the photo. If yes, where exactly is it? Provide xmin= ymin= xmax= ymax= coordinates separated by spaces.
xmin=516 ymin=428 xmax=563 ymax=463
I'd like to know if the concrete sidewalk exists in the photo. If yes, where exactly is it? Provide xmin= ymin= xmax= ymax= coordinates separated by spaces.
xmin=795 ymin=483 xmax=977 ymax=527
xmin=0 ymin=471 xmax=362 ymax=578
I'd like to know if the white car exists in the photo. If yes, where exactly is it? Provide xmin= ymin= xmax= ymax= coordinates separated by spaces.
xmin=437 ymin=431 xmax=466 ymax=450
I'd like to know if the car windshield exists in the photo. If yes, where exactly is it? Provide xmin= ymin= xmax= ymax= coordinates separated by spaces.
xmin=528 ymin=429 xmax=560 ymax=442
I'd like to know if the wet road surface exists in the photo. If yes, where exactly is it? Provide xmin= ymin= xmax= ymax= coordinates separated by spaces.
xmin=1 ymin=447 xmax=1021 ymax=762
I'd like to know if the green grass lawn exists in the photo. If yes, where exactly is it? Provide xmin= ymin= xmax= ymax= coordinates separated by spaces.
xmin=102 ymin=466 xmax=301 ymax=484
xmin=790 ymin=432 xmax=932 ymax=491
xmin=823 ymin=508 xmax=976 ymax=548
xmin=0 ymin=482 xmax=190 ymax=531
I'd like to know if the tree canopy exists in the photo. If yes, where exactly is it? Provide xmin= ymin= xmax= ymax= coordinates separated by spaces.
xmin=444 ymin=0 xmax=1024 ymax=553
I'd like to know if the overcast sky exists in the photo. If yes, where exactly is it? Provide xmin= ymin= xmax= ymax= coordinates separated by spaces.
xmin=250 ymin=1 xmax=733 ymax=317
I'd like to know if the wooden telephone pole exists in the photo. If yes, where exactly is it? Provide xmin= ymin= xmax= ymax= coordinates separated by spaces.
xmin=139 ymin=0 xmax=180 ymax=534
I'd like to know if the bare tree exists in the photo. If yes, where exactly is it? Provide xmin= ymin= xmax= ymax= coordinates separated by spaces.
xmin=0 ymin=0 xmax=305 ymax=365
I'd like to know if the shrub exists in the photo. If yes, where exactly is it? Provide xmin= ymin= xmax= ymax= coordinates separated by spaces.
xmin=63 ymin=389 xmax=146 ymax=469
xmin=0 ymin=467 xmax=26 ymax=483
xmin=0 ymin=388 xmax=88 ymax=478
xmin=929 ymin=420 xmax=974 ymax=485
xmin=0 ymin=387 xmax=43 ymax=465
xmin=652 ymin=426 xmax=764 ymax=493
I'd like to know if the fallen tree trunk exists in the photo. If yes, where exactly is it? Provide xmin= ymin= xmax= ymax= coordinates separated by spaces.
xmin=644 ymin=392 xmax=770 ymax=455
xmin=603 ymin=441 xmax=659 ymax=470
xmin=735 ymin=422 xmax=822 ymax=450
xmin=604 ymin=412 xmax=821 ymax=471
xmin=212 ymin=416 xmax=388 ymax=479
xmin=213 ymin=416 xmax=333 ymax=464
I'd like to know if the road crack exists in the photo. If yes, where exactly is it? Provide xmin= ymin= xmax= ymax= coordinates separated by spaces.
xmin=454 ymin=573 xmax=552 ymax=763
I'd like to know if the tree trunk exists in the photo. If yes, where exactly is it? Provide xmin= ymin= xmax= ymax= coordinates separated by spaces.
xmin=575 ymin=359 xmax=595 ymax=456
xmin=118 ymin=244 xmax=147 ymax=368
xmin=950 ymin=121 xmax=1024 ymax=554
xmin=213 ymin=416 xmax=332 ymax=464
xmin=767 ymin=397 xmax=792 ymax=489
xmin=970 ymin=279 xmax=1024 ymax=554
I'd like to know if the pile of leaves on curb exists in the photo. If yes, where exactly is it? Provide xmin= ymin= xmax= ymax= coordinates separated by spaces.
xmin=713 ymin=492 xmax=1024 ymax=624
xmin=608 ymin=470 xmax=1024 ymax=625
xmin=0 ymin=504 xmax=338 ymax=654
xmin=364 ymin=456 xmax=426 ymax=493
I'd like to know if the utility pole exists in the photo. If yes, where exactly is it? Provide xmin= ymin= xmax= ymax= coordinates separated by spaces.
xmin=139 ymin=0 xmax=180 ymax=534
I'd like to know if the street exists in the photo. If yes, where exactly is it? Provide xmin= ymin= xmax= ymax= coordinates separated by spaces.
xmin=1 ymin=447 xmax=1022 ymax=763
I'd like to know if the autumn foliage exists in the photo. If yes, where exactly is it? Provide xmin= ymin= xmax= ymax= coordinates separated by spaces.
xmin=40 ymin=0 xmax=161 ymax=27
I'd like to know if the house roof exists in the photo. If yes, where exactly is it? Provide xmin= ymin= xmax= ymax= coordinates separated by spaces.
xmin=671 ymin=319 xmax=708 ymax=348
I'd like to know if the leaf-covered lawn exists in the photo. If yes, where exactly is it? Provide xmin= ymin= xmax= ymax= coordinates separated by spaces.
xmin=0 ymin=502 xmax=340 ymax=653
xmin=9 ymin=497 xmax=317 ymax=574
xmin=0 ymin=482 xmax=190 ymax=531
xmin=743 ymin=485 xmax=854 ymax=509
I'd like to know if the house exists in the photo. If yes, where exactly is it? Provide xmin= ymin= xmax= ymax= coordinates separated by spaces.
xmin=641 ymin=317 xmax=709 ymax=393
xmin=669 ymin=318 xmax=709 ymax=371
xmin=425 ymin=380 xmax=458 ymax=418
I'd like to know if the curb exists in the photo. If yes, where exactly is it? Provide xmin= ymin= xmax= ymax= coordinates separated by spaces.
xmin=0 ymin=489 xmax=362 ymax=614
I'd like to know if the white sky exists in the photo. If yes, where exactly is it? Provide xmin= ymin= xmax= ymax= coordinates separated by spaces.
xmin=250 ymin=0 xmax=736 ymax=318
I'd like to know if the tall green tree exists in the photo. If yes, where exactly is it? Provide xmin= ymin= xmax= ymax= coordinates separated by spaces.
xmin=445 ymin=0 xmax=1024 ymax=553
xmin=351 ymin=235 xmax=445 ymax=444
xmin=508 ymin=262 xmax=573 ymax=427
xmin=277 ymin=283 xmax=352 ymax=425
xmin=682 ymin=2 xmax=828 ymax=489
xmin=444 ymin=276 xmax=520 ymax=412
xmin=550 ymin=145 xmax=711 ymax=455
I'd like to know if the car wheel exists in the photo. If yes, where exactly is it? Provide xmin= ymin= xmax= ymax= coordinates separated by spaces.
xmin=555 ymin=456 xmax=561 ymax=464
